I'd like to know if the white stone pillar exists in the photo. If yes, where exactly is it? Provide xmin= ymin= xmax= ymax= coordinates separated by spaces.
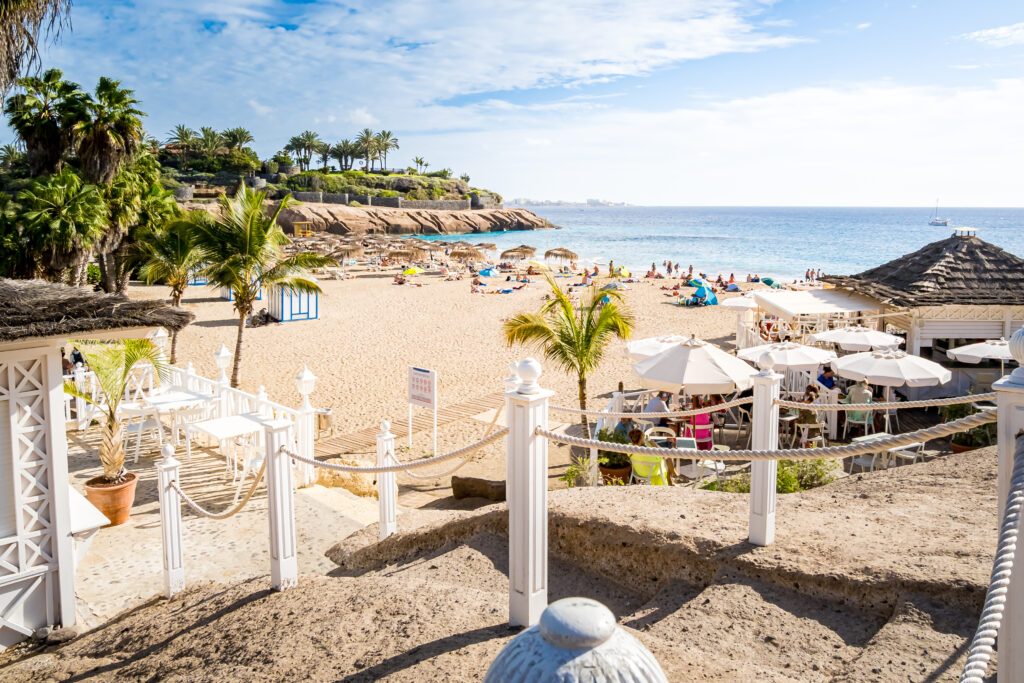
xmin=294 ymin=366 xmax=317 ymax=488
xmin=376 ymin=420 xmax=398 ymax=540
xmin=749 ymin=364 xmax=782 ymax=546
xmin=264 ymin=420 xmax=298 ymax=590
xmin=994 ymin=328 xmax=1024 ymax=683
xmin=156 ymin=444 xmax=185 ymax=598
xmin=506 ymin=358 xmax=553 ymax=627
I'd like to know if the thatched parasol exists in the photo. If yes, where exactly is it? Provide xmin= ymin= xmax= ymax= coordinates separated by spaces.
xmin=515 ymin=244 xmax=537 ymax=256
xmin=475 ymin=242 xmax=497 ymax=251
xmin=332 ymin=244 xmax=364 ymax=259
xmin=449 ymin=246 xmax=485 ymax=261
xmin=544 ymin=247 xmax=578 ymax=261
xmin=387 ymin=248 xmax=417 ymax=260
xmin=500 ymin=247 xmax=530 ymax=261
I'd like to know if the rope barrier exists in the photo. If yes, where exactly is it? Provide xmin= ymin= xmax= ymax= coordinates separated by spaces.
xmin=170 ymin=460 xmax=267 ymax=520
xmin=776 ymin=392 xmax=996 ymax=412
xmin=397 ymin=403 xmax=506 ymax=480
xmin=960 ymin=434 xmax=1024 ymax=683
xmin=284 ymin=427 xmax=510 ymax=474
xmin=536 ymin=410 xmax=997 ymax=462
xmin=550 ymin=396 xmax=754 ymax=420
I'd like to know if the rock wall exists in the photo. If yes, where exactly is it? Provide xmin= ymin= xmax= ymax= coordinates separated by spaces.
xmin=276 ymin=203 xmax=553 ymax=236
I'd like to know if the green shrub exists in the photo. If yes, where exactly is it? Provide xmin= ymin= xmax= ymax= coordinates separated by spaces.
xmin=430 ymin=185 xmax=445 ymax=199
xmin=940 ymin=402 xmax=995 ymax=447
xmin=378 ymin=189 xmax=399 ymax=198
xmin=272 ymin=151 xmax=293 ymax=165
xmin=596 ymin=428 xmax=631 ymax=469
xmin=701 ymin=458 xmax=838 ymax=494
xmin=86 ymin=263 xmax=101 ymax=285
xmin=425 ymin=168 xmax=452 ymax=179
xmin=160 ymin=176 xmax=183 ymax=189
xmin=265 ymin=160 xmax=279 ymax=175
xmin=349 ymin=200 xmax=362 ymax=207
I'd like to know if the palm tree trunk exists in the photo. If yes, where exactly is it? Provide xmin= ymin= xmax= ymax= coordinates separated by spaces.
xmin=169 ymin=294 xmax=181 ymax=364
xmin=99 ymin=416 xmax=126 ymax=482
xmin=578 ymin=376 xmax=590 ymax=438
xmin=231 ymin=312 xmax=245 ymax=388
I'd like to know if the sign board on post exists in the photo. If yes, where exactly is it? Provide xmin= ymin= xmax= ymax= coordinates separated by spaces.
xmin=408 ymin=367 xmax=438 ymax=454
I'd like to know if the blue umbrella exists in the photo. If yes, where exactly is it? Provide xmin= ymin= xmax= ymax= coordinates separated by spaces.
xmin=693 ymin=285 xmax=718 ymax=305
xmin=478 ymin=268 xmax=494 ymax=277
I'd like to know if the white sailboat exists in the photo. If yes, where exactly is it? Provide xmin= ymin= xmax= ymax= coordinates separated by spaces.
xmin=929 ymin=199 xmax=949 ymax=226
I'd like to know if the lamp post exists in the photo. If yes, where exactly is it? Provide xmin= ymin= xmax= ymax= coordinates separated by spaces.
xmin=294 ymin=365 xmax=317 ymax=487
xmin=213 ymin=345 xmax=232 ymax=416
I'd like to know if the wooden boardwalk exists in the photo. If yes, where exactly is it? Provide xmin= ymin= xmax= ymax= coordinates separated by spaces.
xmin=315 ymin=391 xmax=505 ymax=457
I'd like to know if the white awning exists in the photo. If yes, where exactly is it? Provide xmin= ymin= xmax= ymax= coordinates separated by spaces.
xmin=752 ymin=289 xmax=882 ymax=319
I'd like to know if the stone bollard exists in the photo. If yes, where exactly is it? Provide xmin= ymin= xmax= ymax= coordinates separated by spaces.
xmin=484 ymin=597 xmax=668 ymax=682
xmin=506 ymin=358 xmax=552 ymax=627
xmin=156 ymin=444 xmax=185 ymax=598
xmin=376 ymin=420 xmax=398 ymax=540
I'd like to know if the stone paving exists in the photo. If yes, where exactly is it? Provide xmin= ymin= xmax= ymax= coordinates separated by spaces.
xmin=66 ymin=427 xmax=379 ymax=628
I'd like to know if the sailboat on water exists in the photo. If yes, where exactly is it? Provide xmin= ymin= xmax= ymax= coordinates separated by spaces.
xmin=929 ymin=199 xmax=949 ymax=226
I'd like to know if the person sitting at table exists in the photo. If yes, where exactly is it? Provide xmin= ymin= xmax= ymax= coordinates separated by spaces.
xmin=643 ymin=392 xmax=671 ymax=426
xmin=817 ymin=367 xmax=837 ymax=390
xmin=846 ymin=379 xmax=872 ymax=405
xmin=684 ymin=396 xmax=713 ymax=450
xmin=614 ymin=416 xmax=633 ymax=439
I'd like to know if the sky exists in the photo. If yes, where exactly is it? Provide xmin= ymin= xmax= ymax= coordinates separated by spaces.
xmin=27 ymin=0 xmax=1024 ymax=206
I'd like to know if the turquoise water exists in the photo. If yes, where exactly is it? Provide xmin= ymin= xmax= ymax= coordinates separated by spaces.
xmin=415 ymin=206 xmax=1024 ymax=281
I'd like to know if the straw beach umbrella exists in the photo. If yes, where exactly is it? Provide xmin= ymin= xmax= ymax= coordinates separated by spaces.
xmin=475 ymin=242 xmax=497 ymax=251
xmin=515 ymin=244 xmax=537 ymax=256
xmin=545 ymin=247 xmax=578 ymax=261
xmin=633 ymin=336 xmax=758 ymax=394
xmin=501 ymin=247 xmax=530 ymax=261
xmin=449 ymin=246 xmax=485 ymax=261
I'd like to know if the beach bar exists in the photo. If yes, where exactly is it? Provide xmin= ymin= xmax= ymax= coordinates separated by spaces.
xmin=268 ymin=285 xmax=319 ymax=323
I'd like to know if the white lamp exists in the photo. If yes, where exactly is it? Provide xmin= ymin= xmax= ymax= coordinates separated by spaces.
xmin=213 ymin=344 xmax=232 ymax=383
xmin=295 ymin=366 xmax=317 ymax=407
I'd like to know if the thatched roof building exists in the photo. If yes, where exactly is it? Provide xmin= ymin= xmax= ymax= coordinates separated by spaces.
xmin=825 ymin=231 xmax=1024 ymax=307
xmin=0 ymin=279 xmax=194 ymax=343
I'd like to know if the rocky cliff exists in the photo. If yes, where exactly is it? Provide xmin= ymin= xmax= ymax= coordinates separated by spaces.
xmin=276 ymin=203 xmax=552 ymax=236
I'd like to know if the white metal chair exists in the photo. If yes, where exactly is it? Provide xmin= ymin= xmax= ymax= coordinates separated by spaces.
xmin=843 ymin=408 xmax=874 ymax=440
xmin=796 ymin=422 xmax=827 ymax=449
xmin=888 ymin=441 xmax=925 ymax=467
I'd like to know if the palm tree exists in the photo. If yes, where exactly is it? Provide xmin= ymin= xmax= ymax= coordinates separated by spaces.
xmin=197 ymin=126 xmax=224 ymax=158
xmin=504 ymin=276 xmax=634 ymax=434
xmin=166 ymin=124 xmax=197 ymax=168
xmin=192 ymin=185 xmax=335 ymax=387
xmin=137 ymin=214 xmax=205 ymax=362
xmin=375 ymin=130 xmax=399 ymax=171
xmin=3 ymin=67 xmax=86 ymax=175
xmin=76 ymin=76 xmax=145 ymax=185
xmin=355 ymin=127 xmax=376 ymax=171
xmin=221 ymin=126 xmax=254 ymax=150
xmin=314 ymin=140 xmax=331 ymax=171
xmin=412 ymin=156 xmax=426 ymax=174
xmin=0 ymin=0 xmax=72 ymax=92
xmin=0 ymin=142 xmax=23 ymax=170
xmin=329 ymin=140 xmax=353 ymax=171
xmin=18 ymin=166 xmax=106 ymax=280
xmin=64 ymin=338 xmax=166 ymax=484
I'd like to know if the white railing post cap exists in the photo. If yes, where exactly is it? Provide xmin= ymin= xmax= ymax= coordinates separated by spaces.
xmin=379 ymin=419 xmax=392 ymax=435
xmin=159 ymin=443 xmax=178 ymax=467
xmin=516 ymin=358 xmax=543 ymax=395
xmin=484 ymin=597 xmax=667 ymax=682
xmin=1007 ymin=326 xmax=1024 ymax=385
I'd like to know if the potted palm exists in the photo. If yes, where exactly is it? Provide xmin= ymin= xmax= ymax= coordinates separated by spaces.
xmin=940 ymin=402 xmax=995 ymax=453
xmin=596 ymin=428 xmax=632 ymax=484
xmin=64 ymin=338 xmax=166 ymax=525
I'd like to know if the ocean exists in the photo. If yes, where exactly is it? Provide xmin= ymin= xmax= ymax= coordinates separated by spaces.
xmin=416 ymin=206 xmax=1024 ymax=282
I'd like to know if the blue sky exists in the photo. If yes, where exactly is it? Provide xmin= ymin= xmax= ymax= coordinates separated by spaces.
xmin=30 ymin=0 xmax=1024 ymax=205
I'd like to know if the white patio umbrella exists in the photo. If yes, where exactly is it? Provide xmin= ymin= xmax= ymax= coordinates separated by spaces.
xmin=807 ymin=326 xmax=904 ymax=351
xmin=720 ymin=295 xmax=759 ymax=310
xmin=831 ymin=349 xmax=951 ymax=388
xmin=625 ymin=335 xmax=688 ymax=361
xmin=947 ymin=338 xmax=1013 ymax=373
xmin=633 ymin=336 xmax=758 ymax=394
xmin=738 ymin=341 xmax=837 ymax=371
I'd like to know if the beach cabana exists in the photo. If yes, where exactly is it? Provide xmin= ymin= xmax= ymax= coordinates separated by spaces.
xmin=0 ymin=279 xmax=191 ymax=648
xmin=825 ymin=229 xmax=1024 ymax=393
xmin=268 ymin=284 xmax=319 ymax=323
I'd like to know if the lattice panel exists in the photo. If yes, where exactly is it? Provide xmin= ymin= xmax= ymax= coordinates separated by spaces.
xmin=0 ymin=540 xmax=17 ymax=576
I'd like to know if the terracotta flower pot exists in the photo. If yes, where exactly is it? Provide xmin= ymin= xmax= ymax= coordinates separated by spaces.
xmin=84 ymin=472 xmax=138 ymax=526
xmin=949 ymin=441 xmax=978 ymax=454
xmin=599 ymin=465 xmax=631 ymax=485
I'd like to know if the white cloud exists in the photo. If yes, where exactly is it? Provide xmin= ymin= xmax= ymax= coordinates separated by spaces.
xmin=856 ymin=22 xmax=871 ymax=30
xmin=347 ymin=108 xmax=378 ymax=127
xmin=961 ymin=22 xmax=1024 ymax=47
xmin=247 ymin=99 xmax=272 ymax=116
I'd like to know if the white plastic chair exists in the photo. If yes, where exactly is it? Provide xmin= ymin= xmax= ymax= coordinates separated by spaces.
xmin=121 ymin=407 xmax=165 ymax=463
xmin=888 ymin=442 xmax=924 ymax=467
xmin=233 ymin=442 xmax=264 ymax=503
xmin=796 ymin=422 xmax=827 ymax=449
xmin=843 ymin=408 xmax=874 ymax=440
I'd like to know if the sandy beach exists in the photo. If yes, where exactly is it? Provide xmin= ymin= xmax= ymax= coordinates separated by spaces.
xmin=130 ymin=270 xmax=742 ymax=466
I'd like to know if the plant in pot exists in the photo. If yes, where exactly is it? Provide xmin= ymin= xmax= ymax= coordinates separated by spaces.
xmin=64 ymin=338 xmax=167 ymax=526
xmin=940 ymin=402 xmax=995 ymax=453
xmin=597 ymin=428 xmax=632 ymax=484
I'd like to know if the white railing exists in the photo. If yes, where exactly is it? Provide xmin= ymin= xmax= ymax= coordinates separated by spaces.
xmin=154 ymin=329 xmax=1024 ymax=681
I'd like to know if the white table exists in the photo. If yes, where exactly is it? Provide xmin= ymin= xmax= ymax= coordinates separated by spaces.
xmin=849 ymin=432 xmax=891 ymax=472
xmin=185 ymin=413 xmax=269 ymax=477
xmin=144 ymin=390 xmax=215 ymax=444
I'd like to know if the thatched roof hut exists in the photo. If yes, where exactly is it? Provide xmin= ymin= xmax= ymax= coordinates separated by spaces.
xmin=825 ymin=231 xmax=1024 ymax=307
xmin=824 ymin=230 xmax=1024 ymax=376
xmin=0 ymin=279 xmax=194 ymax=344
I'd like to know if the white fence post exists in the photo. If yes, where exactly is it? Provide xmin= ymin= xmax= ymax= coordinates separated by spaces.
xmin=995 ymin=328 xmax=1024 ymax=682
xmin=749 ymin=364 xmax=782 ymax=546
xmin=214 ymin=345 xmax=231 ymax=417
xmin=376 ymin=420 xmax=398 ymax=540
xmin=506 ymin=358 xmax=553 ymax=627
xmin=156 ymin=444 xmax=185 ymax=598
xmin=264 ymin=420 xmax=298 ymax=590
xmin=294 ymin=366 xmax=317 ymax=488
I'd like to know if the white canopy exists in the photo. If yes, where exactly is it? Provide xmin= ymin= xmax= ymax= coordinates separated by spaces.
xmin=831 ymin=349 xmax=952 ymax=388
xmin=720 ymin=295 xmax=759 ymax=310
xmin=947 ymin=339 xmax=1013 ymax=364
xmin=752 ymin=289 xmax=881 ymax=320
xmin=633 ymin=337 xmax=757 ymax=394
xmin=738 ymin=341 xmax=837 ymax=371
xmin=624 ymin=335 xmax=688 ymax=361
xmin=807 ymin=326 xmax=904 ymax=352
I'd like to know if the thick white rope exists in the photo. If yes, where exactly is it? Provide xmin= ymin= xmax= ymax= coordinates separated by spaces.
xmin=397 ymin=403 xmax=506 ymax=480
xmin=550 ymin=396 xmax=754 ymax=420
xmin=536 ymin=410 xmax=996 ymax=461
xmin=960 ymin=433 xmax=1024 ymax=683
xmin=285 ymin=427 xmax=510 ymax=474
xmin=169 ymin=460 xmax=266 ymax=520
xmin=776 ymin=392 xmax=996 ymax=412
